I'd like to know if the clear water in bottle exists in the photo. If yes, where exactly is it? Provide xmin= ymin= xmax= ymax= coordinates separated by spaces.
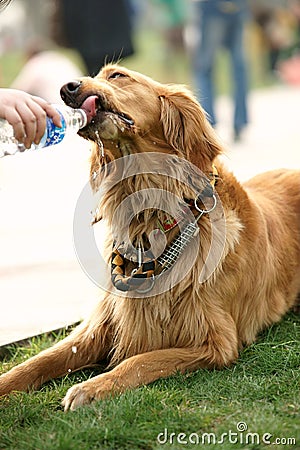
xmin=0 ymin=104 xmax=87 ymax=157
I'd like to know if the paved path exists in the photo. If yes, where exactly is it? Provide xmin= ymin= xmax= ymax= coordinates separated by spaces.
xmin=0 ymin=137 xmax=99 ymax=346
xmin=0 ymin=84 xmax=299 ymax=346
xmin=216 ymin=84 xmax=300 ymax=180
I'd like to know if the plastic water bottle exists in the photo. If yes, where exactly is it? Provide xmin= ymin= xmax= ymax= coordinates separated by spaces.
xmin=0 ymin=104 xmax=87 ymax=157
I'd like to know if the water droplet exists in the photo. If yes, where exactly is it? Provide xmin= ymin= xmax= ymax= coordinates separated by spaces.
xmin=72 ymin=346 xmax=77 ymax=354
xmin=95 ymin=131 xmax=104 ymax=157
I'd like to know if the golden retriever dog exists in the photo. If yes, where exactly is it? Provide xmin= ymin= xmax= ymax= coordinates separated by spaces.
xmin=0 ymin=65 xmax=299 ymax=411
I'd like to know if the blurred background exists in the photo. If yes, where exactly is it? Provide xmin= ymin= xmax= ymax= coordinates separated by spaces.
xmin=0 ymin=1 xmax=300 ymax=90
xmin=0 ymin=0 xmax=299 ymax=345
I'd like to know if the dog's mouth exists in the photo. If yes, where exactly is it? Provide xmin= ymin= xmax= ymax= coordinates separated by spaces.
xmin=79 ymin=94 xmax=135 ymax=139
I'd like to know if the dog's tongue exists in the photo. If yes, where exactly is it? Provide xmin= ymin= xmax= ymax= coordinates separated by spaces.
xmin=80 ymin=95 xmax=98 ymax=123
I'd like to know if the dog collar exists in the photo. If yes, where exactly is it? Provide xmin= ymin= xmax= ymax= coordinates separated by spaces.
xmin=157 ymin=163 xmax=219 ymax=233
xmin=111 ymin=164 xmax=219 ymax=293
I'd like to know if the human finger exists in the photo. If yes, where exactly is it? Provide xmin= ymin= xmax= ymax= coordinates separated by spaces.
xmin=15 ymin=102 xmax=39 ymax=148
xmin=32 ymin=96 xmax=62 ymax=128
xmin=4 ymin=107 xmax=26 ymax=143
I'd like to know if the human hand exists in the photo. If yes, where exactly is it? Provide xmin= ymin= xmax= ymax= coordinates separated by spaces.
xmin=0 ymin=89 xmax=62 ymax=148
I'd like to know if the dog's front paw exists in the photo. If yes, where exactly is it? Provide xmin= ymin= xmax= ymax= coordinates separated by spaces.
xmin=62 ymin=375 xmax=117 ymax=411
xmin=62 ymin=382 xmax=95 ymax=411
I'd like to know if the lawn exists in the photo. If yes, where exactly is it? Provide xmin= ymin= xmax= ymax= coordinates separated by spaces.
xmin=0 ymin=312 xmax=299 ymax=450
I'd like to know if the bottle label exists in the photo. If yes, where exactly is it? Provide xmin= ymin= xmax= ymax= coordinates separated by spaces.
xmin=43 ymin=110 xmax=67 ymax=147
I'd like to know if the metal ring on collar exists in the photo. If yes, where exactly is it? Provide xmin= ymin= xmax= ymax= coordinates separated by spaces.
xmin=194 ymin=194 xmax=217 ymax=214
xmin=135 ymin=274 xmax=155 ymax=294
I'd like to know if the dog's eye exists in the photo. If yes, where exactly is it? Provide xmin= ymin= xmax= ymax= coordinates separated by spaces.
xmin=108 ymin=72 xmax=126 ymax=80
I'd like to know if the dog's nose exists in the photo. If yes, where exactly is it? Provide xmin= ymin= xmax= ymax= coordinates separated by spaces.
xmin=60 ymin=80 xmax=82 ymax=102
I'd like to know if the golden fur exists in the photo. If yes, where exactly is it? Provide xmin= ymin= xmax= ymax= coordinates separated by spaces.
xmin=0 ymin=65 xmax=299 ymax=410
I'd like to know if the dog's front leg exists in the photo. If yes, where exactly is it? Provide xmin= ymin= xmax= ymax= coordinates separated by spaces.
xmin=63 ymin=342 xmax=238 ymax=411
xmin=0 ymin=321 xmax=110 ymax=395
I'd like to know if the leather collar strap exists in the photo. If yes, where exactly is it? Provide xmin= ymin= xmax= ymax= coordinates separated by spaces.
xmin=111 ymin=164 xmax=219 ymax=293
xmin=158 ymin=164 xmax=219 ymax=233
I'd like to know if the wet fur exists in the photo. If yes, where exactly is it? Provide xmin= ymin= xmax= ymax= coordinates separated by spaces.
xmin=0 ymin=65 xmax=299 ymax=410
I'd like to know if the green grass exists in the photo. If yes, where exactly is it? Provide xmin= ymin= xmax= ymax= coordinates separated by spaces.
xmin=0 ymin=313 xmax=299 ymax=450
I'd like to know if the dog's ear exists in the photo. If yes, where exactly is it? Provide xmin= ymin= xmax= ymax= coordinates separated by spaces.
xmin=159 ymin=86 xmax=222 ymax=170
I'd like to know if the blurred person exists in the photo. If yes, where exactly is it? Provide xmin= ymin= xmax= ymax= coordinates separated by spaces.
xmin=152 ymin=0 xmax=188 ymax=81
xmin=252 ymin=3 xmax=295 ymax=74
xmin=192 ymin=0 xmax=250 ymax=141
xmin=0 ymin=88 xmax=61 ymax=148
xmin=52 ymin=0 xmax=135 ymax=76
xmin=276 ymin=0 xmax=300 ymax=85
xmin=290 ymin=0 xmax=300 ymax=50
xmin=10 ymin=42 xmax=83 ymax=103
xmin=154 ymin=0 xmax=187 ymax=52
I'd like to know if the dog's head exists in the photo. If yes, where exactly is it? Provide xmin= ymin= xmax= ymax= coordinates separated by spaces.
xmin=60 ymin=64 xmax=222 ymax=172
